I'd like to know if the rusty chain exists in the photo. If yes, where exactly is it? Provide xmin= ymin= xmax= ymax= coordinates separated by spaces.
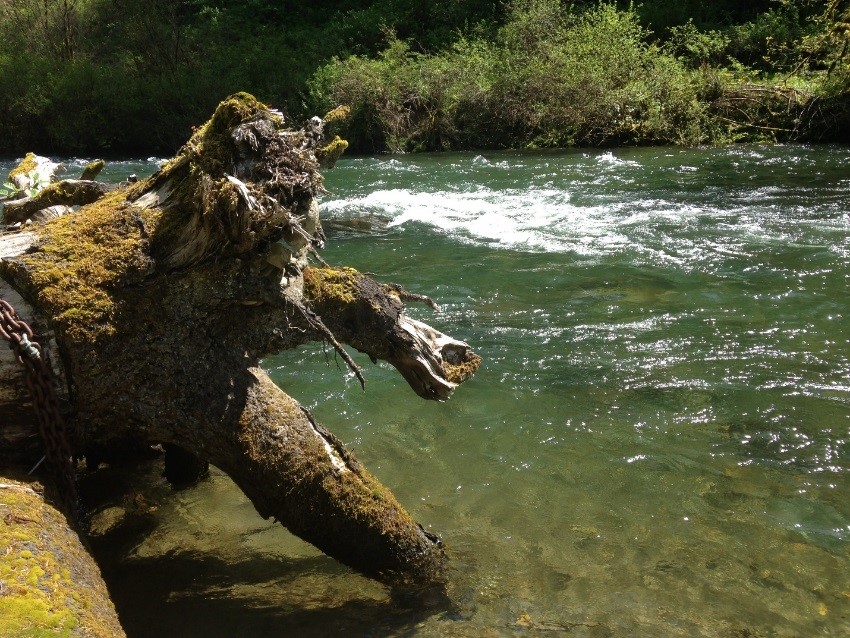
xmin=0 ymin=298 xmax=78 ymax=511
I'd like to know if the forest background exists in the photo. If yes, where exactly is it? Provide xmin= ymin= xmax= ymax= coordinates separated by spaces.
xmin=1 ymin=0 xmax=850 ymax=155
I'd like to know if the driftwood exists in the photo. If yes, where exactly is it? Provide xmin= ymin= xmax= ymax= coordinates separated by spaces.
xmin=5 ymin=152 xmax=61 ymax=193
xmin=0 ymin=93 xmax=480 ymax=634
xmin=3 ymin=179 xmax=114 ymax=224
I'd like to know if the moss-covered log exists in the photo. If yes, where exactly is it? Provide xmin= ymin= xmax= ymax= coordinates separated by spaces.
xmin=217 ymin=368 xmax=446 ymax=583
xmin=3 ymin=180 xmax=113 ymax=225
xmin=304 ymin=266 xmax=479 ymax=399
xmin=0 ymin=480 xmax=125 ymax=638
xmin=5 ymin=153 xmax=61 ymax=195
xmin=0 ymin=92 xmax=480 ymax=616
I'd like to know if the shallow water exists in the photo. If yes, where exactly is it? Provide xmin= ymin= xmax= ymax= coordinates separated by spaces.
xmin=4 ymin=146 xmax=850 ymax=636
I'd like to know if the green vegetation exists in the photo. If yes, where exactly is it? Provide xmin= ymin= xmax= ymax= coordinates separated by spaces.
xmin=0 ymin=482 xmax=124 ymax=637
xmin=309 ymin=3 xmax=709 ymax=151
xmin=1 ymin=0 xmax=849 ymax=154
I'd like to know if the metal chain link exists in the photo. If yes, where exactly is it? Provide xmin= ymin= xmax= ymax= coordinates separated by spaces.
xmin=0 ymin=298 xmax=78 ymax=511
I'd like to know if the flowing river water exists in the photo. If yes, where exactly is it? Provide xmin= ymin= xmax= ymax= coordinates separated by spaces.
xmin=4 ymin=146 xmax=850 ymax=636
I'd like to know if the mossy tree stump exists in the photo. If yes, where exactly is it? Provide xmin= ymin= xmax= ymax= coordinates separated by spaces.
xmin=0 ymin=93 xmax=480 ymax=633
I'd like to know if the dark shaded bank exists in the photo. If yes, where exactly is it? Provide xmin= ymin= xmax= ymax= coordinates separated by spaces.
xmin=2 ymin=1 xmax=850 ymax=156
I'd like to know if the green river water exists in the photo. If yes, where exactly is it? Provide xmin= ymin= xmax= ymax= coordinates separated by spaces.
xmin=5 ymin=146 xmax=850 ymax=636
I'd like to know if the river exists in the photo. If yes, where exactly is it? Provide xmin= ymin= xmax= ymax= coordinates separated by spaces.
xmin=3 ymin=145 xmax=850 ymax=636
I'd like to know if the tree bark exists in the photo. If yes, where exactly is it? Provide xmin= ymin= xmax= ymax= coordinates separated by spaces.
xmin=0 ymin=92 xmax=480 ymax=608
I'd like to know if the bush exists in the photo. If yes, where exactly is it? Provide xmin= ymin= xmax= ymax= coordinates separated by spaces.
xmin=666 ymin=20 xmax=730 ymax=68
xmin=309 ymin=1 xmax=709 ymax=151
xmin=726 ymin=6 xmax=809 ymax=71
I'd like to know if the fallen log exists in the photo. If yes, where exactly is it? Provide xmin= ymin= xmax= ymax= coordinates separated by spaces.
xmin=0 ymin=92 xmax=480 ymax=631
xmin=5 ymin=152 xmax=61 ymax=194
xmin=3 ymin=179 xmax=114 ymax=224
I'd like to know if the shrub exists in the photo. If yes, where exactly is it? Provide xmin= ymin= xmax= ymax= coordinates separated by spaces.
xmin=309 ymin=1 xmax=709 ymax=151
xmin=667 ymin=20 xmax=731 ymax=68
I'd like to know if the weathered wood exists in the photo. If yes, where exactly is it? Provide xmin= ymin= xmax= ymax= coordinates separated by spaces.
xmin=303 ymin=266 xmax=480 ymax=400
xmin=0 ymin=231 xmax=35 ymax=258
xmin=0 ymin=92 xmax=480 ymax=605
xmin=0 ymin=479 xmax=125 ymax=637
xmin=3 ymin=179 xmax=113 ymax=224
xmin=5 ymin=153 xmax=61 ymax=194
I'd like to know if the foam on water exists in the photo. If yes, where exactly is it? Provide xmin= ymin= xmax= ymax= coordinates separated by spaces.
xmin=321 ymin=146 xmax=850 ymax=285
xmin=323 ymin=185 xmax=841 ymax=271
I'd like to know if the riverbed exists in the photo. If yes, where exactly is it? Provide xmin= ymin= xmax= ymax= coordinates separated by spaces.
xmin=4 ymin=145 xmax=850 ymax=636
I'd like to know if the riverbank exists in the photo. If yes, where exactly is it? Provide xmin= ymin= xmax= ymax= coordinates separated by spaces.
xmin=1 ymin=1 xmax=848 ymax=156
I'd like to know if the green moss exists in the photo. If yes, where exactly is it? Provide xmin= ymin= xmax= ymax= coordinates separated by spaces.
xmin=0 ymin=482 xmax=116 ymax=637
xmin=236 ymin=372 xmax=446 ymax=586
xmin=323 ymin=105 xmax=351 ymax=124
xmin=127 ymin=92 xmax=320 ymax=269
xmin=303 ymin=266 xmax=360 ymax=307
xmin=4 ymin=188 xmax=158 ymax=345
xmin=444 ymin=353 xmax=482 ymax=384
xmin=126 ymin=92 xmax=276 ymax=206
xmin=8 ymin=152 xmax=38 ymax=181
xmin=185 ymin=92 xmax=280 ymax=176
xmin=2 ymin=94 xmax=327 ymax=345
xmin=79 ymin=160 xmax=105 ymax=181
xmin=302 ymin=266 xmax=365 ymax=338
xmin=0 ymin=597 xmax=77 ymax=638
xmin=315 ymin=136 xmax=349 ymax=168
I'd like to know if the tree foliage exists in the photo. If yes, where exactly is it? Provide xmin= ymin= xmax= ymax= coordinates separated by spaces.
xmin=0 ymin=0 xmax=848 ymax=154
xmin=309 ymin=2 xmax=711 ymax=151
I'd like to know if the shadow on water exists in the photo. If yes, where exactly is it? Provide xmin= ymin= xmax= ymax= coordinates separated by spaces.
xmin=95 ymin=550 xmax=452 ymax=638
xmin=79 ymin=458 xmax=456 ymax=638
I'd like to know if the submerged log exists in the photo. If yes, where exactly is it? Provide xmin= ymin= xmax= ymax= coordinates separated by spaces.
xmin=0 ymin=92 xmax=480 ymax=628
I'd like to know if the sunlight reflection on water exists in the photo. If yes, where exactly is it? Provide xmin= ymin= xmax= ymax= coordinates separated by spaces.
xmin=7 ymin=145 xmax=849 ymax=636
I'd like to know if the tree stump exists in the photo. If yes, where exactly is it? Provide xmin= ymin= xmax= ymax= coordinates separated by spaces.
xmin=0 ymin=92 xmax=480 ymax=633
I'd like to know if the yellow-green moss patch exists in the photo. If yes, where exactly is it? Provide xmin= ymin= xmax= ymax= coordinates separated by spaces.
xmin=79 ymin=160 xmax=105 ymax=181
xmin=0 ymin=481 xmax=124 ymax=637
xmin=185 ymin=92 xmax=280 ymax=175
xmin=323 ymin=105 xmax=351 ymax=124
xmin=444 ymin=353 xmax=482 ymax=384
xmin=8 ymin=152 xmax=38 ymax=181
xmin=303 ymin=266 xmax=360 ymax=307
xmin=316 ymin=136 xmax=349 ymax=169
xmin=12 ymin=189 xmax=158 ymax=344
